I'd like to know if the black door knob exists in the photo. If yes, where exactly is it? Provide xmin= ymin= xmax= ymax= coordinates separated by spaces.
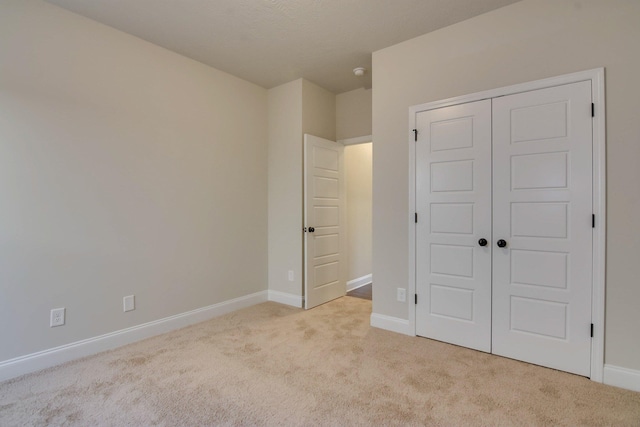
xmin=497 ymin=239 xmax=507 ymax=248
xmin=478 ymin=238 xmax=488 ymax=247
xmin=308 ymin=227 xmax=315 ymax=233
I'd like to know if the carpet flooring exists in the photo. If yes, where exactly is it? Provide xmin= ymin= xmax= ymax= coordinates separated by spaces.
xmin=1 ymin=297 xmax=639 ymax=426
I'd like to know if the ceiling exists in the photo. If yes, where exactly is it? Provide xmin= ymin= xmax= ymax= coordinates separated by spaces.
xmin=46 ymin=0 xmax=521 ymax=94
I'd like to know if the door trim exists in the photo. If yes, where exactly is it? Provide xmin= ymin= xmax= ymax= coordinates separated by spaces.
xmin=408 ymin=68 xmax=606 ymax=382
xmin=337 ymin=135 xmax=373 ymax=146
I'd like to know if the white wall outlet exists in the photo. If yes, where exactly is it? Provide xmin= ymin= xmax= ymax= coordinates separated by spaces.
xmin=288 ymin=270 xmax=294 ymax=282
xmin=50 ymin=308 xmax=65 ymax=327
xmin=123 ymin=295 xmax=135 ymax=312
xmin=397 ymin=288 xmax=406 ymax=303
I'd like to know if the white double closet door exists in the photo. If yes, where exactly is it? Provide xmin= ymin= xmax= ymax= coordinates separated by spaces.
xmin=415 ymin=81 xmax=593 ymax=376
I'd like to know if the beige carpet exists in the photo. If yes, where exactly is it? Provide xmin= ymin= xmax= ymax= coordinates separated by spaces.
xmin=1 ymin=297 xmax=639 ymax=426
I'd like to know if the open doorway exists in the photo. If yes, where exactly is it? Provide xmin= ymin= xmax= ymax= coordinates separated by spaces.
xmin=344 ymin=142 xmax=372 ymax=300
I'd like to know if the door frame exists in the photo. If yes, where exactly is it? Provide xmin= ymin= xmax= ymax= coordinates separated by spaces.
xmin=407 ymin=68 xmax=606 ymax=382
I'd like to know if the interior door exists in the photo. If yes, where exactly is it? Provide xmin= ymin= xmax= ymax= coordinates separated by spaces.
xmin=415 ymin=100 xmax=492 ymax=352
xmin=304 ymin=134 xmax=345 ymax=309
xmin=491 ymin=81 xmax=593 ymax=376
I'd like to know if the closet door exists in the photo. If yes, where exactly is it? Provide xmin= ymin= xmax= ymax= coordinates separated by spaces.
xmin=492 ymin=81 xmax=593 ymax=376
xmin=415 ymin=100 xmax=492 ymax=352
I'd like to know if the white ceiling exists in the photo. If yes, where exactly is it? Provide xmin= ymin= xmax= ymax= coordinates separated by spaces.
xmin=46 ymin=0 xmax=521 ymax=94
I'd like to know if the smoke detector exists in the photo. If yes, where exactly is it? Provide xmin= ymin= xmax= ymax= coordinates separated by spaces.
xmin=353 ymin=67 xmax=367 ymax=77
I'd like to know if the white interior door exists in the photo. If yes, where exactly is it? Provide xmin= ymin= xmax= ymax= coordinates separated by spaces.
xmin=492 ymin=81 xmax=593 ymax=376
xmin=415 ymin=100 xmax=492 ymax=352
xmin=304 ymin=134 xmax=345 ymax=309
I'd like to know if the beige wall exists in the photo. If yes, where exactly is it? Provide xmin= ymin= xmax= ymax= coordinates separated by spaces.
xmin=267 ymin=79 xmax=336 ymax=300
xmin=267 ymin=80 xmax=304 ymax=296
xmin=345 ymin=143 xmax=372 ymax=283
xmin=302 ymin=80 xmax=336 ymax=142
xmin=336 ymin=88 xmax=372 ymax=140
xmin=372 ymin=0 xmax=640 ymax=371
xmin=0 ymin=0 xmax=268 ymax=362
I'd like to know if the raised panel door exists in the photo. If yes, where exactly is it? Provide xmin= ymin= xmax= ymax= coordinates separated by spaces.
xmin=492 ymin=81 xmax=593 ymax=376
xmin=415 ymin=100 xmax=492 ymax=352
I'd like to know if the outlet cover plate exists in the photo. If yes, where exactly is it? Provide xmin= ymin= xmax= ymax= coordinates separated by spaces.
xmin=50 ymin=308 xmax=65 ymax=327
xmin=123 ymin=295 xmax=135 ymax=312
xmin=397 ymin=288 xmax=406 ymax=303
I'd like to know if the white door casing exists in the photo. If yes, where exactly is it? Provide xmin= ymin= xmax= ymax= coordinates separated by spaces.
xmin=304 ymin=134 xmax=346 ymax=309
xmin=415 ymin=100 xmax=493 ymax=352
xmin=492 ymin=81 xmax=593 ymax=376
xmin=411 ymin=70 xmax=604 ymax=379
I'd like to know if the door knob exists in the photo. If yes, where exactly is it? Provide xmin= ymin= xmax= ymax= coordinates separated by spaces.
xmin=308 ymin=227 xmax=315 ymax=233
xmin=478 ymin=238 xmax=488 ymax=247
xmin=497 ymin=239 xmax=507 ymax=248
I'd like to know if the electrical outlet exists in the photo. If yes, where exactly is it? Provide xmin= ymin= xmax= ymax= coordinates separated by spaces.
xmin=397 ymin=288 xmax=406 ymax=302
xmin=288 ymin=270 xmax=294 ymax=282
xmin=123 ymin=295 xmax=135 ymax=312
xmin=50 ymin=308 xmax=65 ymax=327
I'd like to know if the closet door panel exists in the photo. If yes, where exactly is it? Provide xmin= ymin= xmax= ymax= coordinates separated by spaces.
xmin=492 ymin=81 xmax=593 ymax=376
xmin=415 ymin=100 xmax=492 ymax=352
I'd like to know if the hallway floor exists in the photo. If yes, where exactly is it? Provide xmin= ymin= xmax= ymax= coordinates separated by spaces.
xmin=346 ymin=283 xmax=371 ymax=300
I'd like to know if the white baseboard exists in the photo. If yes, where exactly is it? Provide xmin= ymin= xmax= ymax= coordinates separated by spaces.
xmin=370 ymin=312 xmax=413 ymax=336
xmin=0 ymin=291 xmax=268 ymax=382
xmin=603 ymin=364 xmax=640 ymax=392
xmin=268 ymin=290 xmax=303 ymax=308
xmin=346 ymin=274 xmax=372 ymax=292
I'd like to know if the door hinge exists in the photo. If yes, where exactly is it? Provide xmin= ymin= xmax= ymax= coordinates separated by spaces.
xmin=415 ymin=294 xmax=418 ymax=305
xmin=591 ymin=103 xmax=595 ymax=117
xmin=592 ymin=214 xmax=595 ymax=228
xmin=413 ymin=129 xmax=418 ymax=141
xmin=591 ymin=323 xmax=594 ymax=338
xmin=415 ymin=212 xmax=418 ymax=223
